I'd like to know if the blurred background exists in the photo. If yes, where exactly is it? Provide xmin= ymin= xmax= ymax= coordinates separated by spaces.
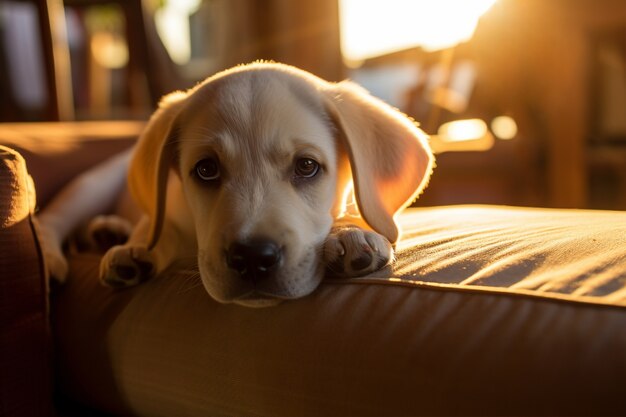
xmin=0 ymin=0 xmax=625 ymax=210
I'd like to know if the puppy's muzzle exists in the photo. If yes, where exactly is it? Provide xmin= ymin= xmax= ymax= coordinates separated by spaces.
xmin=226 ymin=239 xmax=282 ymax=281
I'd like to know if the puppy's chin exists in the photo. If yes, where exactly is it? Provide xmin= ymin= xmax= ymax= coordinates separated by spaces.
xmin=201 ymin=277 xmax=320 ymax=308
xmin=232 ymin=295 xmax=284 ymax=308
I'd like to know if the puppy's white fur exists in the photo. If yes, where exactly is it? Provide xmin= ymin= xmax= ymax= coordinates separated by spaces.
xmin=39 ymin=62 xmax=434 ymax=307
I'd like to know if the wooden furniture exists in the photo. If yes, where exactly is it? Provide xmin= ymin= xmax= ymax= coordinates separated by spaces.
xmin=465 ymin=0 xmax=626 ymax=209
xmin=0 ymin=0 xmax=73 ymax=121
xmin=0 ymin=0 xmax=181 ymax=122
xmin=357 ymin=0 xmax=626 ymax=210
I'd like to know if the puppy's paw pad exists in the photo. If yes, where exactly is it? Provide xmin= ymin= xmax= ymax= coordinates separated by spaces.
xmin=100 ymin=246 xmax=154 ymax=288
xmin=87 ymin=215 xmax=133 ymax=251
xmin=324 ymin=225 xmax=393 ymax=277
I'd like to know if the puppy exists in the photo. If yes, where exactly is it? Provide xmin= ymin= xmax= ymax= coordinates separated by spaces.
xmin=40 ymin=62 xmax=434 ymax=307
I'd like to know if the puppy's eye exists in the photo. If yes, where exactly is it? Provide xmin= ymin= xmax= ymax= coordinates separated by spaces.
xmin=294 ymin=158 xmax=320 ymax=178
xmin=194 ymin=158 xmax=220 ymax=181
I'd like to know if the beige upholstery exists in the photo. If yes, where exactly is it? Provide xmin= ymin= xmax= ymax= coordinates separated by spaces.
xmin=54 ymin=206 xmax=626 ymax=416
xmin=393 ymin=206 xmax=626 ymax=305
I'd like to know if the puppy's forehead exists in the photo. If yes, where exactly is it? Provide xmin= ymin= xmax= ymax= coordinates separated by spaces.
xmin=215 ymin=70 xmax=324 ymax=118
xmin=183 ymin=70 xmax=331 ymax=154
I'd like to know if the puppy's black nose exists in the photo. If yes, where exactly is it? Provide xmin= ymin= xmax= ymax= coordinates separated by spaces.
xmin=226 ymin=239 xmax=282 ymax=280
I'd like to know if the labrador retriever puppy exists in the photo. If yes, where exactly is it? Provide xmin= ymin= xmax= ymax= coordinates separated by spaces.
xmin=40 ymin=62 xmax=434 ymax=307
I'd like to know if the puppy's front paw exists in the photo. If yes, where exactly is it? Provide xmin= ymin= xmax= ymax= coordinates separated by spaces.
xmin=86 ymin=215 xmax=132 ymax=252
xmin=100 ymin=245 xmax=154 ymax=288
xmin=324 ymin=225 xmax=393 ymax=277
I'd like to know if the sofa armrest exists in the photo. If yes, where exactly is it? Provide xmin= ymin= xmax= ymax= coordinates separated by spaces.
xmin=0 ymin=146 xmax=53 ymax=416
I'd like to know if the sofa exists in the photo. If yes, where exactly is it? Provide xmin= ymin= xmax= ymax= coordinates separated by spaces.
xmin=2 ymin=121 xmax=626 ymax=416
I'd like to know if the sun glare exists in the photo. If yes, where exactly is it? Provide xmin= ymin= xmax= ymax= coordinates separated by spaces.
xmin=339 ymin=0 xmax=497 ymax=63
xmin=430 ymin=119 xmax=495 ymax=153
xmin=155 ymin=0 xmax=201 ymax=65
xmin=439 ymin=118 xmax=487 ymax=142
xmin=491 ymin=116 xmax=518 ymax=140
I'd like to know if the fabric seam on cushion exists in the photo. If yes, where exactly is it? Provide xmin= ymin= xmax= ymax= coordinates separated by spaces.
xmin=324 ymin=277 xmax=626 ymax=310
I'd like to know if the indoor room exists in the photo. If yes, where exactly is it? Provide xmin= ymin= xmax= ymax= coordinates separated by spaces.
xmin=1 ymin=1 xmax=626 ymax=415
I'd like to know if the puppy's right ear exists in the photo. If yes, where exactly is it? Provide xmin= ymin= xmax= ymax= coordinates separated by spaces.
xmin=128 ymin=91 xmax=187 ymax=250
xmin=323 ymin=81 xmax=433 ymax=244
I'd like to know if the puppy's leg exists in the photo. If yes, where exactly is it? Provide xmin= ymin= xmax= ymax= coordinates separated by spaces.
xmin=84 ymin=214 xmax=133 ymax=251
xmin=37 ymin=149 xmax=132 ymax=283
xmin=324 ymin=218 xmax=393 ymax=277
xmin=82 ymin=184 xmax=143 ymax=252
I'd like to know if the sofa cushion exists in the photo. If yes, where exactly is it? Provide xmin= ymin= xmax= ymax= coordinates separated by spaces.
xmin=381 ymin=205 xmax=626 ymax=305
xmin=52 ymin=205 xmax=626 ymax=416
xmin=0 ymin=146 xmax=52 ymax=416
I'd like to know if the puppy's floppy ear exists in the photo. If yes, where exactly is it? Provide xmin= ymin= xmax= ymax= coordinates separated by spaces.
xmin=128 ymin=91 xmax=187 ymax=250
xmin=324 ymin=81 xmax=434 ymax=243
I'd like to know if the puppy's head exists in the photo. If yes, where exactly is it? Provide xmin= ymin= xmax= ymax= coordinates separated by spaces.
xmin=130 ymin=62 xmax=433 ymax=307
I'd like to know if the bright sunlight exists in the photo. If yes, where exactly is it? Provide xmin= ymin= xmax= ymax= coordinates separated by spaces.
xmin=339 ymin=0 xmax=497 ymax=63
xmin=155 ymin=0 xmax=201 ymax=65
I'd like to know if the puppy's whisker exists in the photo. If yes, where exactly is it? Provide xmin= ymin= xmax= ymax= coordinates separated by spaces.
xmin=172 ymin=265 xmax=204 ymax=294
